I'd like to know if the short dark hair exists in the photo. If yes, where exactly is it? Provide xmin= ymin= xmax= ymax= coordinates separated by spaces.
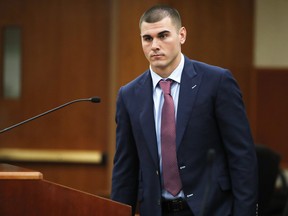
xmin=139 ymin=5 xmax=182 ymax=30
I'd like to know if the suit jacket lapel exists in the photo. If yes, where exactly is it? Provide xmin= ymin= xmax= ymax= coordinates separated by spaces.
xmin=136 ymin=58 xmax=201 ymax=164
xmin=176 ymin=58 xmax=201 ymax=149
xmin=137 ymin=72 xmax=159 ymax=169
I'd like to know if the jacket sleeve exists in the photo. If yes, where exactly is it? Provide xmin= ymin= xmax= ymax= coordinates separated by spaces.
xmin=215 ymin=70 xmax=258 ymax=215
xmin=111 ymin=87 xmax=139 ymax=215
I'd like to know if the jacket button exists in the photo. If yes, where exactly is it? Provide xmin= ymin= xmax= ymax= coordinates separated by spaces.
xmin=156 ymin=170 xmax=159 ymax=175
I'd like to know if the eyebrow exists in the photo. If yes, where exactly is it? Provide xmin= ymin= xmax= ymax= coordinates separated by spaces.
xmin=142 ymin=30 xmax=171 ymax=38
xmin=158 ymin=30 xmax=170 ymax=36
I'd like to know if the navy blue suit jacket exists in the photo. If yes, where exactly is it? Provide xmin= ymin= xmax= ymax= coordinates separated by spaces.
xmin=111 ymin=56 xmax=258 ymax=216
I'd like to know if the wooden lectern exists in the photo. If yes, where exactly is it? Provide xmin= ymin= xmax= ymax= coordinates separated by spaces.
xmin=0 ymin=164 xmax=131 ymax=216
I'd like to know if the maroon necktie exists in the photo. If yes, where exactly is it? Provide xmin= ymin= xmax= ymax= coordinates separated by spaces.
xmin=159 ymin=79 xmax=182 ymax=196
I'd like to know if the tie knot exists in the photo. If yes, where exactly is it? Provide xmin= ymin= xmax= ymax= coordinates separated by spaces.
xmin=159 ymin=79 xmax=173 ymax=95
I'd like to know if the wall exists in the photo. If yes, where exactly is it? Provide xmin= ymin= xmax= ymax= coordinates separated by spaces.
xmin=254 ymin=0 xmax=288 ymax=68
xmin=0 ymin=0 xmax=111 ymax=195
xmin=254 ymin=0 xmax=288 ymax=164
xmin=0 ymin=0 xmax=255 ymax=195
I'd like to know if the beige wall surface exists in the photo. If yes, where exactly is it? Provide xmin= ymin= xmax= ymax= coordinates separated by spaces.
xmin=254 ymin=0 xmax=288 ymax=67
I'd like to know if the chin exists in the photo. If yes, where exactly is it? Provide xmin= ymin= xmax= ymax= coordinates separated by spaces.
xmin=151 ymin=64 xmax=165 ymax=70
xmin=150 ymin=60 xmax=166 ymax=68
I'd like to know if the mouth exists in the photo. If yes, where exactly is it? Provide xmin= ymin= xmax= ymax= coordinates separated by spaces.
xmin=150 ymin=53 xmax=164 ymax=58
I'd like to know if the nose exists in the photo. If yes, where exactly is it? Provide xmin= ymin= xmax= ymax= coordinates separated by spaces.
xmin=151 ymin=38 xmax=160 ymax=50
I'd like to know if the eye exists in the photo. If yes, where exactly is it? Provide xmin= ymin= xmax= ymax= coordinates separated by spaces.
xmin=143 ymin=36 xmax=153 ymax=42
xmin=158 ymin=32 xmax=169 ymax=40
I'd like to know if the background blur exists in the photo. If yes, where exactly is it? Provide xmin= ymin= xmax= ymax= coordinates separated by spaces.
xmin=0 ymin=0 xmax=287 ymax=201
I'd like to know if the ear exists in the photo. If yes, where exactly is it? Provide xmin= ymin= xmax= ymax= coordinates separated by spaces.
xmin=179 ymin=27 xmax=187 ymax=44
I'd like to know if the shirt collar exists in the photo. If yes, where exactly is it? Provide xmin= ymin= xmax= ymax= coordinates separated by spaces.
xmin=150 ymin=54 xmax=184 ymax=89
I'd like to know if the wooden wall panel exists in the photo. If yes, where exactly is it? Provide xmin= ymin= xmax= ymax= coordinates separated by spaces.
xmin=255 ymin=69 xmax=288 ymax=164
xmin=115 ymin=0 xmax=159 ymax=86
xmin=178 ymin=0 xmax=254 ymax=110
xmin=0 ymin=0 xmax=111 ymax=195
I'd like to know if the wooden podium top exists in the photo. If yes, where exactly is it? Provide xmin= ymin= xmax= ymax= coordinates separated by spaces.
xmin=0 ymin=163 xmax=131 ymax=215
xmin=0 ymin=163 xmax=43 ymax=179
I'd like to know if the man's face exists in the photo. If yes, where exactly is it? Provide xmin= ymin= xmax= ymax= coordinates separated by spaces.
xmin=140 ymin=17 xmax=186 ymax=77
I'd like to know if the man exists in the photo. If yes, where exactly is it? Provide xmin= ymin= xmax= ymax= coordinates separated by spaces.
xmin=111 ymin=5 xmax=258 ymax=216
